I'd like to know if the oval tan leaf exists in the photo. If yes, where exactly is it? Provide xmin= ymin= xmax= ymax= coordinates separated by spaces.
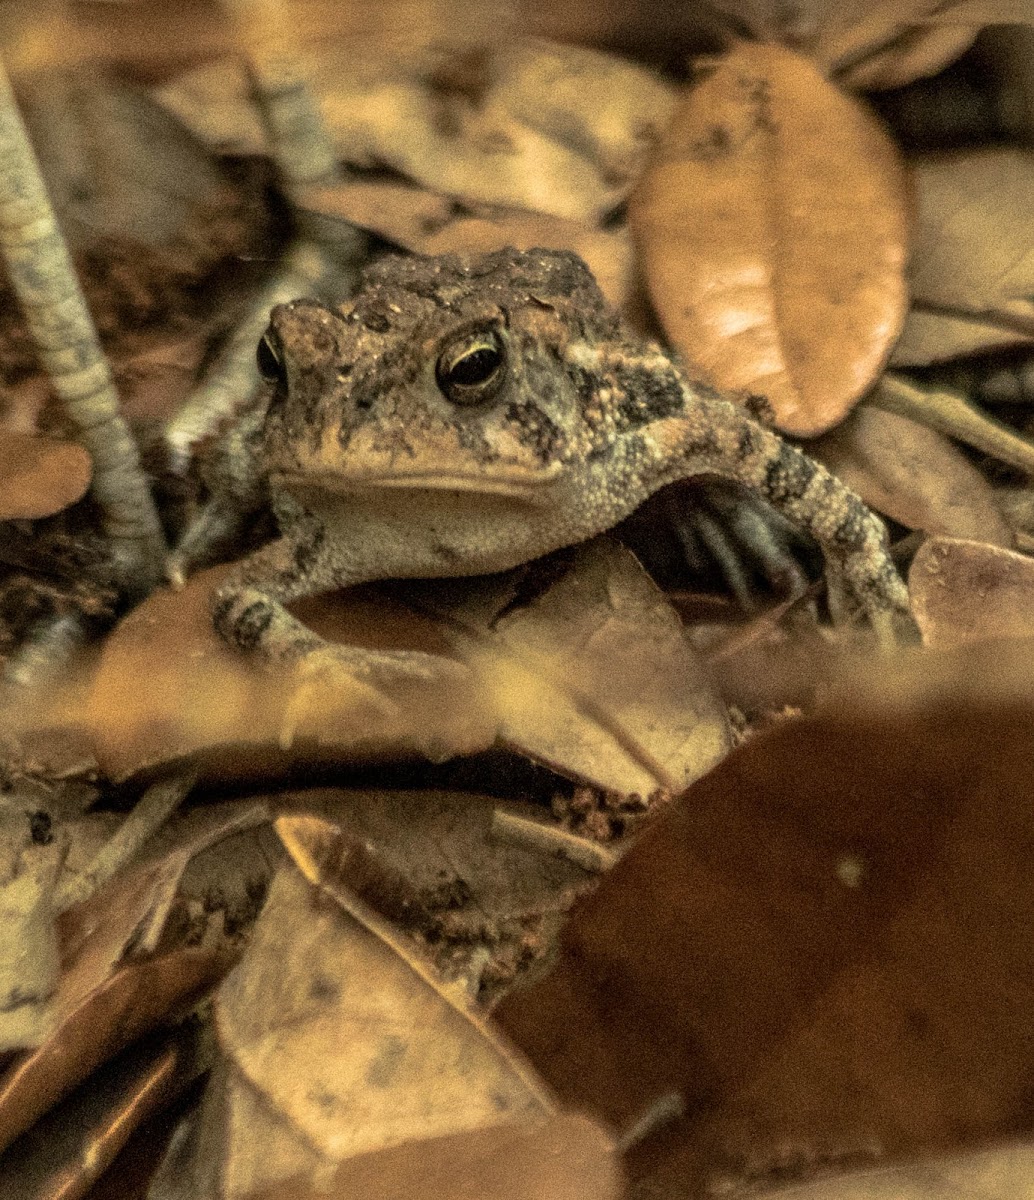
xmin=909 ymin=535 xmax=1034 ymax=647
xmin=630 ymin=41 xmax=909 ymax=436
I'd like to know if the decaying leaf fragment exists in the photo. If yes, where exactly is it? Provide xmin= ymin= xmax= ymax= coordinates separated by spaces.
xmin=808 ymin=403 xmax=1012 ymax=545
xmin=161 ymin=814 xmax=563 ymax=1198
xmin=631 ymin=41 xmax=908 ymax=436
xmin=0 ymin=857 xmax=232 ymax=1156
xmin=0 ymin=429 xmax=92 ymax=520
xmin=410 ymin=537 xmax=732 ymax=798
xmin=909 ymin=535 xmax=1034 ymax=646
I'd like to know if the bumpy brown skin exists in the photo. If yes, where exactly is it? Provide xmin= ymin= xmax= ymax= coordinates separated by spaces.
xmin=210 ymin=248 xmax=913 ymax=697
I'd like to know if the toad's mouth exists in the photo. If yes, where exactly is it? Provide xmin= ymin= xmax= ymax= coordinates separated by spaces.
xmin=271 ymin=465 xmax=563 ymax=499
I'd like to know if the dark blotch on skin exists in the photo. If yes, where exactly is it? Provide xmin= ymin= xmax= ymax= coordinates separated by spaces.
xmin=763 ymin=442 xmax=816 ymax=504
xmin=231 ymin=601 xmax=274 ymax=650
xmin=614 ymin=363 xmax=685 ymax=428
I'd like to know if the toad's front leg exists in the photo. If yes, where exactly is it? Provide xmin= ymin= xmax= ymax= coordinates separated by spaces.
xmin=630 ymin=398 xmax=915 ymax=647
xmin=211 ymin=534 xmax=471 ymax=747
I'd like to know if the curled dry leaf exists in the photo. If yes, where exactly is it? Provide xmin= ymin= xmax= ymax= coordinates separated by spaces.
xmin=909 ymin=535 xmax=1034 ymax=646
xmin=275 ymin=787 xmax=596 ymax=987
xmin=296 ymin=180 xmax=636 ymax=310
xmin=0 ymin=429 xmax=91 ymax=520
xmin=808 ymin=403 xmax=1012 ymax=545
xmin=411 ymin=537 xmax=732 ymax=798
xmin=87 ymin=564 xmax=496 ymax=784
xmin=496 ymin=694 xmax=1034 ymax=1192
xmin=158 ymin=38 xmax=671 ymax=222
xmin=0 ymin=1020 xmax=211 ymax=1199
xmin=907 ymin=148 xmax=1034 ymax=337
xmin=630 ymin=41 xmax=908 ymax=436
xmin=169 ymin=814 xmax=554 ymax=1198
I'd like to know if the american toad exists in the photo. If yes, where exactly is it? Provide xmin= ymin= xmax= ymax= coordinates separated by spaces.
xmin=200 ymin=248 xmax=911 ymax=731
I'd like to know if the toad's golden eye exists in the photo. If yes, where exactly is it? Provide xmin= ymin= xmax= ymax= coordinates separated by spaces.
xmin=435 ymin=330 xmax=506 ymax=406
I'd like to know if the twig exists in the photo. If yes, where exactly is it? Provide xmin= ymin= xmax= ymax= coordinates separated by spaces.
xmin=491 ymin=809 xmax=619 ymax=873
xmin=55 ymin=769 xmax=198 ymax=912
xmin=876 ymin=372 xmax=1034 ymax=476
xmin=0 ymin=57 xmax=167 ymax=596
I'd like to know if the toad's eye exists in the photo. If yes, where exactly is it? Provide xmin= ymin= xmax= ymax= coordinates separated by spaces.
xmin=435 ymin=330 xmax=505 ymax=406
xmin=257 ymin=329 xmax=287 ymax=390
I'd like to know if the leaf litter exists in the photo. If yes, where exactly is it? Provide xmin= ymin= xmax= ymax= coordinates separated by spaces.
xmin=6 ymin=3 xmax=1034 ymax=1197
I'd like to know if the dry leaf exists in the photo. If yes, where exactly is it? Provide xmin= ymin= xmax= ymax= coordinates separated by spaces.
xmin=705 ymin=0 xmax=981 ymax=88
xmin=909 ymin=535 xmax=1034 ymax=646
xmin=411 ymin=538 xmax=732 ymax=798
xmin=630 ymin=41 xmax=908 ymax=436
xmin=808 ymin=403 xmax=1012 ymax=545
xmin=0 ymin=1020 xmax=210 ymax=1199
xmin=491 ymin=38 xmax=675 ymax=188
xmin=167 ymin=814 xmax=553 ymax=1198
xmin=746 ymin=1137 xmax=1034 ymax=1200
xmin=891 ymin=308 xmax=1034 ymax=368
xmin=275 ymin=787 xmax=597 ymax=984
xmin=157 ymin=37 xmax=667 ymax=222
xmin=0 ymin=430 xmax=91 ymax=520
xmin=907 ymin=148 xmax=1034 ymax=333
xmin=90 ymin=542 xmax=726 ymax=799
xmin=296 ymin=180 xmax=636 ymax=309
xmin=496 ymin=691 xmax=1034 ymax=1193
xmin=87 ymin=564 xmax=496 ymax=783
xmin=245 ymin=1113 xmax=621 ymax=1200
xmin=836 ymin=22 xmax=980 ymax=91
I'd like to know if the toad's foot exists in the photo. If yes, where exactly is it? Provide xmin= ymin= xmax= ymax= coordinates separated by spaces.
xmin=279 ymin=643 xmax=473 ymax=750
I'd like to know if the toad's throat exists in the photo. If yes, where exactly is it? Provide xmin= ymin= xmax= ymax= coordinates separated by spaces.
xmin=271 ymin=465 xmax=563 ymax=499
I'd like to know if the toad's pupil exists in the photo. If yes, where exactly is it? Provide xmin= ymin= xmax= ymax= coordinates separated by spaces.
xmin=448 ymin=346 xmax=500 ymax=386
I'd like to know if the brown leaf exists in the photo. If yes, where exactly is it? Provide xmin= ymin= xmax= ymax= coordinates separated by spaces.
xmin=0 ymin=430 xmax=91 ymax=520
xmin=159 ymin=46 xmax=633 ymax=223
xmin=496 ymin=691 xmax=1034 ymax=1192
xmin=274 ymin=787 xmax=596 ymax=980
xmin=412 ymin=538 xmax=732 ymax=797
xmin=708 ymin=0 xmax=980 ymax=87
xmin=0 ymin=941 xmax=228 ymax=1157
xmin=87 ymin=564 xmax=497 ymax=784
xmin=175 ymin=815 xmax=553 ymax=1198
xmin=907 ymin=148 xmax=1034 ymax=333
xmin=909 ymin=535 xmax=1034 ymax=646
xmin=0 ymin=1020 xmax=210 ymax=1200
xmin=245 ymin=1114 xmax=621 ymax=1200
xmin=630 ymin=42 xmax=908 ymax=436
xmin=891 ymin=307 xmax=1034 ymax=368
xmin=738 ymin=1138 xmax=1034 ymax=1200
xmin=836 ymin=22 xmax=980 ymax=91
xmin=808 ymin=403 xmax=1012 ymax=545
